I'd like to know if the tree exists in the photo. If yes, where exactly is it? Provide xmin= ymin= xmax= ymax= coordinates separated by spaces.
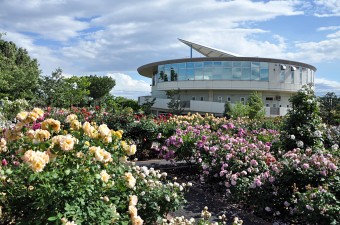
xmin=166 ymin=89 xmax=185 ymax=115
xmin=35 ymin=68 xmax=64 ymax=106
xmin=247 ymin=91 xmax=265 ymax=119
xmin=85 ymin=75 xmax=116 ymax=100
xmin=0 ymin=34 xmax=40 ymax=100
xmin=141 ymin=97 xmax=156 ymax=115
xmin=281 ymin=84 xmax=325 ymax=151
xmin=319 ymin=92 xmax=339 ymax=125
xmin=36 ymin=69 xmax=90 ymax=107
xmin=63 ymin=76 xmax=90 ymax=107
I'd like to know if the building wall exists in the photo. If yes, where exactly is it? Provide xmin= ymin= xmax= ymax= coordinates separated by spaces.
xmin=142 ymin=58 xmax=315 ymax=116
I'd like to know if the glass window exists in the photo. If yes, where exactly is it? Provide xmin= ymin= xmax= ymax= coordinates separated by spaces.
xmin=227 ymin=96 xmax=231 ymax=102
xmin=195 ymin=68 xmax=203 ymax=80
xmin=241 ymin=61 xmax=251 ymax=68
xmin=251 ymin=67 xmax=260 ymax=80
xmin=194 ymin=62 xmax=203 ymax=68
xmin=240 ymin=97 xmax=246 ymax=105
xmin=178 ymin=63 xmax=186 ymax=68
xmin=241 ymin=68 xmax=251 ymax=80
xmin=178 ymin=68 xmax=186 ymax=81
xmin=222 ymin=61 xmax=232 ymax=67
xmin=213 ymin=67 xmax=223 ymax=80
xmin=306 ymin=69 xmax=309 ymax=83
xmin=171 ymin=64 xmax=178 ymax=70
xmin=204 ymin=61 xmax=213 ymax=67
xmin=233 ymin=61 xmax=241 ymax=67
xmin=170 ymin=69 xmax=178 ymax=81
xmin=187 ymin=68 xmax=195 ymax=80
xmin=280 ymin=71 xmax=285 ymax=83
xmin=192 ymin=96 xmax=196 ymax=100
xmin=260 ymin=68 xmax=269 ymax=81
xmin=164 ymin=64 xmax=171 ymax=69
xmin=200 ymin=96 xmax=204 ymax=101
xmin=186 ymin=62 xmax=194 ymax=68
xmin=299 ymin=67 xmax=302 ymax=84
xmin=222 ymin=68 xmax=232 ymax=80
xmin=218 ymin=96 xmax=223 ymax=103
xmin=204 ymin=67 xmax=213 ymax=80
xmin=232 ymin=67 xmax=242 ymax=80
xmin=213 ymin=61 xmax=222 ymax=67
xmin=251 ymin=62 xmax=260 ymax=67
xmin=291 ymin=71 xmax=294 ymax=84
xmin=164 ymin=69 xmax=170 ymax=81
xmin=260 ymin=62 xmax=268 ymax=69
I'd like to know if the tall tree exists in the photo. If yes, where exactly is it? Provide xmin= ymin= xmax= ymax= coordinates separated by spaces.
xmin=85 ymin=75 xmax=116 ymax=100
xmin=247 ymin=91 xmax=265 ymax=119
xmin=319 ymin=92 xmax=339 ymax=125
xmin=166 ymin=89 xmax=184 ymax=115
xmin=37 ymin=69 xmax=90 ymax=107
xmin=0 ymin=34 xmax=40 ymax=100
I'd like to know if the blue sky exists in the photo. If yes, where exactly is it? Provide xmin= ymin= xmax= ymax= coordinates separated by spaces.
xmin=1 ymin=0 xmax=339 ymax=99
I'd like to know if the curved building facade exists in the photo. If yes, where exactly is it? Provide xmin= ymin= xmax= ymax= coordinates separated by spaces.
xmin=138 ymin=39 xmax=316 ymax=116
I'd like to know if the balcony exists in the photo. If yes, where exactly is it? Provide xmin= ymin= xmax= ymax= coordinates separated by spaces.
xmin=139 ymin=96 xmax=288 ymax=117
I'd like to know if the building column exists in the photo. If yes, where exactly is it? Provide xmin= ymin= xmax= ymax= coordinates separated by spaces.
xmin=209 ymin=90 xmax=213 ymax=101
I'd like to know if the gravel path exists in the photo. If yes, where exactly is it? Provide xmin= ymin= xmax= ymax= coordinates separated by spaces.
xmin=136 ymin=160 xmax=272 ymax=225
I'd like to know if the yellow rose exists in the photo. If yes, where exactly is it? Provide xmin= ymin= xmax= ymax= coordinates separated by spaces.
xmin=98 ymin=124 xmax=111 ymax=137
xmin=102 ymin=136 xmax=112 ymax=144
xmin=59 ymin=135 xmax=76 ymax=151
xmin=70 ymin=120 xmax=81 ymax=131
xmin=0 ymin=138 xmax=7 ymax=153
xmin=16 ymin=111 xmax=28 ymax=121
xmin=27 ymin=112 xmax=40 ymax=123
xmin=124 ymin=172 xmax=136 ymax=188
xmin=124 ymin=144 xmax=137 ymax=156
xmin=41 ymin=119 xmax=61 ymax=133
xmin=32 ymin=108 xmax=44 ymax=117
xmin=65 ymin=114 xmax=78 ymax=123
xmin=100 ymin=170 xmax=110 ymax=183
xmin=131 ymin=216 xmax=144 ymax=225
xmin=129 ymin=195 xmax=138 ymax=206
xmin=33 ymin=129 xmax=51 ymax=144
xmin=128 ymin=205 xmax=138 ymax=217
xmin=82 ymin=122 xmax=92 ymax=136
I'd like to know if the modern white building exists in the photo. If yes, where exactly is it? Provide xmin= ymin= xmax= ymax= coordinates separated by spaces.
xmin=138 ymin=39 xmax=316 ymax=117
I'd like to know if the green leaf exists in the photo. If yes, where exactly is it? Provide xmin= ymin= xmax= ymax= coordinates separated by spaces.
xmin=47 ymin=216 xmax=58 ymax=221
xmin=65 ymin=169 xmax=71 ymax=175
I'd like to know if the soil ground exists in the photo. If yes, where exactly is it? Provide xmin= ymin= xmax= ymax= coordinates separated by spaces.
xmin=136 ymin=159 xmax=278 ymax=225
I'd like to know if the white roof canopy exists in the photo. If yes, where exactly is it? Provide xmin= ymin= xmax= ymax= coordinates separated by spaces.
xmin=178 ymin=38 xmax=241 ymax=58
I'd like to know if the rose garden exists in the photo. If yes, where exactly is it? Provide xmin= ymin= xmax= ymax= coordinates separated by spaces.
xmin=0 ymin=83 xmax=339 ymax=225
xmin=0 ymin=37 xmax=339 ymax=225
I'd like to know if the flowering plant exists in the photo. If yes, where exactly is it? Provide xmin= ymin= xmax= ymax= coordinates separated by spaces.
xmin=0 ymin=109 xmax=187 ymax=224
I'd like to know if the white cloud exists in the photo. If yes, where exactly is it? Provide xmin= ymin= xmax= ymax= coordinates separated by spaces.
xmin=315 ymin=78 xmax=340 ymax=95
xmin=107 ymin=73 xmax=151 ymax=100
xmin=0 ymin=0 xmax=304 ymax=74
xmin=285 ymin=38 xmax=340 ymax=63
xmin=1 ymin=0 xmax=339 ymax=98
xmin=313 ymin=0 xmax=340 ymax=17
xmin=317 ymin=26 xmax=340 ymax=31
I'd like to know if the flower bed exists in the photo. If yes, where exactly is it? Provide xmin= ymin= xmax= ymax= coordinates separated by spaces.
xmin=0 ymin=109 xmax=188 ymax=224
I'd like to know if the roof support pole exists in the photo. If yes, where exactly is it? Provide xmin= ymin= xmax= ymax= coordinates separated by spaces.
xmin=190 ymin=44 xmax=192 ymax=58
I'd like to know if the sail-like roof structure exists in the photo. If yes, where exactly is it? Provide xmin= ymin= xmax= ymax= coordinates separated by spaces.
xmin=178 ymin=38 xmax=241 ymax=58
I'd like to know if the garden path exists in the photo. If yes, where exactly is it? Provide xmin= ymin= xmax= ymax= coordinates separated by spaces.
xmin=136 ymin=160 xmax=273 ymax=225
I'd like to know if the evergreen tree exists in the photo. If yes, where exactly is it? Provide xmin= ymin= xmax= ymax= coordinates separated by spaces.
xmin=0 ymin=34 xmax=40 ymax=100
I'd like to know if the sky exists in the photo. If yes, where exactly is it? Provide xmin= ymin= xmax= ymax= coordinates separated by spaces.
xmin=1 ymin=0 xmax=340 ymax=99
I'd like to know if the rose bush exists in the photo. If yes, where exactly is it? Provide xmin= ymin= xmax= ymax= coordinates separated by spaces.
xmin=156 ymin=84 xmax=339 ymax=224
xmin=0 ymin=109 xmax=187 ymax=224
